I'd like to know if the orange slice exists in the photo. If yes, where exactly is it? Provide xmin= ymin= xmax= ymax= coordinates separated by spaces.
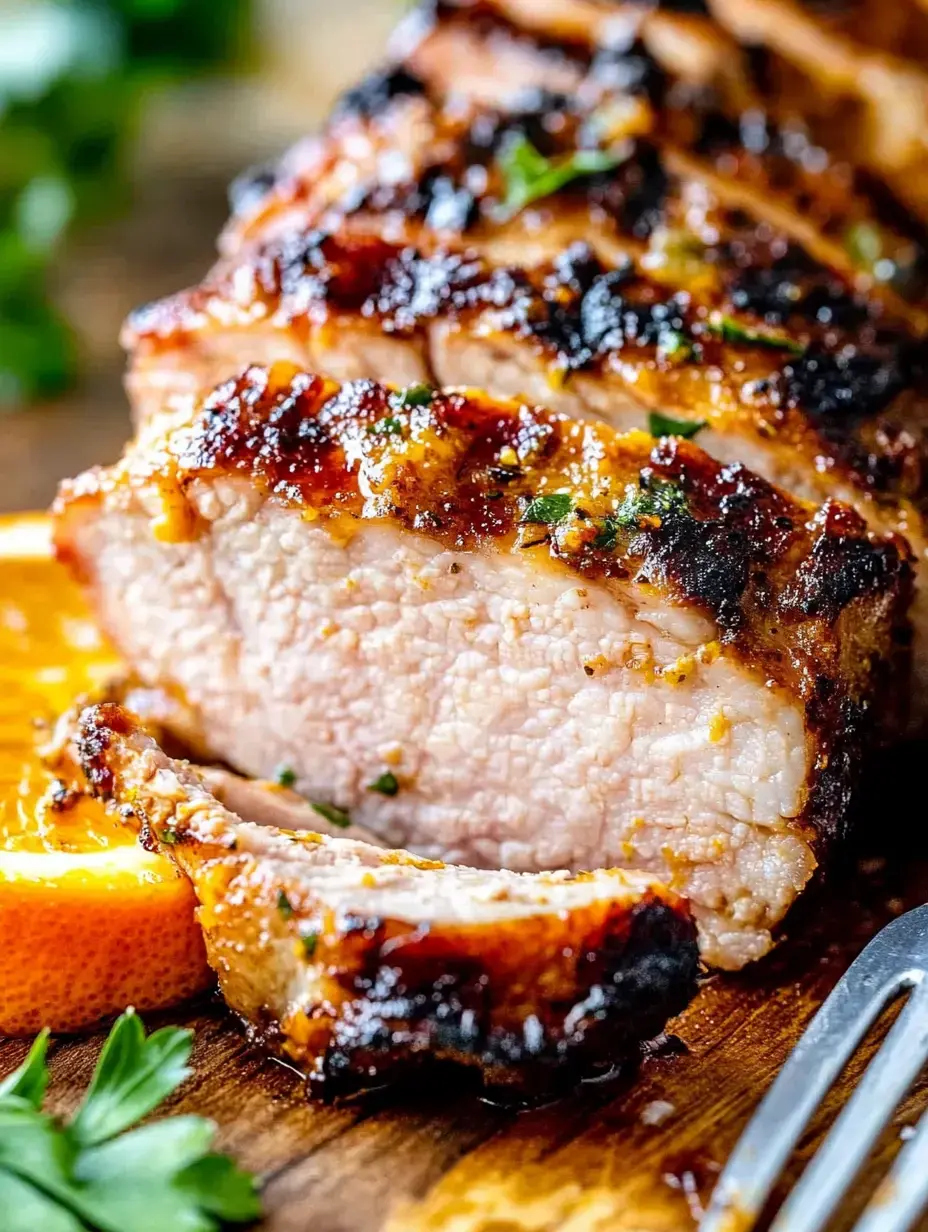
xmin=0 ymin=514 xmax=210 ymax=1035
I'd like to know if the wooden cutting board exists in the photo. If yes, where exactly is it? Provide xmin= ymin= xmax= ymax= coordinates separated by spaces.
xmin=3 ymin=804 xmax=926 ymax=1232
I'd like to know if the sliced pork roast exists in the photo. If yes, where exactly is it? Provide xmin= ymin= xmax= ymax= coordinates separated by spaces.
xmin=55 ymin=367 xmax=913 ymax=967
xmin=407 ymin=0 xmax=928 ymax=223
xmin=76 ymin=703 xmax=700 ymax=1097
xmin=122 ymin=58 xmax=928 ymax=710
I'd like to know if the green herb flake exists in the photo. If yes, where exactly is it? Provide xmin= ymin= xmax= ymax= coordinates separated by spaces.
xmin=159 ymin=828 xmax=179 ymax=846
xmin=705 ymin=314 xmax=805 ymax=356
xmin=0 ymin=1010 xmax=260 ymax=1229
xmin=367 ymin=771 xmax=400 ymax=797
xmin=311 ymin=801 xmax=352 ymax=829
xmin=593 ymin=478 xmax=688 ymax=549
xmin=301 ymin=931 xmax=319 ymax=960
xmin=277 ymin=890 xmax=294 ymax=920
xmin=521 ymin=492 xmax=574 ymax=526
xmin=656 ymin=329 xmax=694 ymax=364
xmin=273 ymin=764 xmax=297 ymax=789
xmin=391 ymin=383 xmax=434 ymax=408
xmin=648 ymin=411 xmax=706 ymax=441
xmin=497 ymin=134 xmax=628 ymax=218
xmin=367 ymin=415 xmax=405 ymax=437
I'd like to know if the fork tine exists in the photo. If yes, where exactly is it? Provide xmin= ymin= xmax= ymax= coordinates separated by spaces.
xmin=702 ymin=906 xmax=928 ymax=1232
xmin=852 ymin=1110 xmax=928 ymax=1232
xmin=770 ymin=977 xmax=928 ymax=1232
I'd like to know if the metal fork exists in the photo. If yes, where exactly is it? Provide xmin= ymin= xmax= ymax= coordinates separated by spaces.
xmin=702 ymin=904 xmax=928 ymax=1232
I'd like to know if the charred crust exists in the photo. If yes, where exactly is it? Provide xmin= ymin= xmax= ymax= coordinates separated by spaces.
xmin=307 ymin=896 xmax=700 ymax=1098
xmin=163 ymin=226 xmax=928 ymax=504
xmin=330 ymin=65 xmax=427 ymax=123
xmin=74 ymin=702 xmax=132 ymax=799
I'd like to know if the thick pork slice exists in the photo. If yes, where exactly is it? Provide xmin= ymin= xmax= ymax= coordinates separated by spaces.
xmin=77 ymin=703 xmax=701 ymax=1097
xmin=125 ymin=218 xmax=928 ymax=713
xmin=55 ymin=366 xmax=913 ymax=967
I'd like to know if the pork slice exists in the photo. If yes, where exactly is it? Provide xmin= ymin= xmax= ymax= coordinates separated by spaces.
xmin=218 ymin=45 xmax=928 ymax=325
xmin=77 ymin=702 xmax=701 ymax=1098
xmin=122 ymin=227 xmax=928 ymax=720
xmin=54 ymin=367 xmax=913 ymax=966
xmin=456 ymin=0 xmax=928 ymax=221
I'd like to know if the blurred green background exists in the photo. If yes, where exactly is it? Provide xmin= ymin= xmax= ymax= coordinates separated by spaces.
xmin=0 ymin=0 xmax=395 ymax=414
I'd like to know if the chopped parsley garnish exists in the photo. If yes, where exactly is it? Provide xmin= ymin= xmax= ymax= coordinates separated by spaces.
xmin=367 ymin=772 xmax=400 ymax=797
xmin=311 ymin=801 xmax=352 ymax=829
xmin=277 ymin=889 xmax=294 ymax=920
xmin=367 ymin=415 xmax=405 ymax=436
xmin=160 ymin=828 xmax=179 ymax=845
xmin=301 ymin=931 xmax=319 ymax=959
xmin=520 ymin=493 xmax=574 ymax=525
xmin=0 ymin=1011 xmax=260 ymax=1230
xmin=705 ymin=314 xmax=805 ymax=355
xmin=497 ymin=134 xmax=628 ymax=218
xmin=391 ymin=383 xmax=434 ymax=408
xmin=593 ymin=478 xmax=687 ymax=549
xmin=656 ymin=329 xmax=695 ymax=363
xmin=648 ymin=412 xmax=706 ymax=440
xmin=273 ymin=764 xmax=297 ymax=789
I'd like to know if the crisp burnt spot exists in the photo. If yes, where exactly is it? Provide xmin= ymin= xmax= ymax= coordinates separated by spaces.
xmin=587 ymin=143 xmax=671 ymax=240
xmin=330 ymin=65 xmax=426 ymax=123
xmin=726 ymin=248 xmax=875 ymax=330
xmin=309 ymin=896 xmax=700 ymax=1097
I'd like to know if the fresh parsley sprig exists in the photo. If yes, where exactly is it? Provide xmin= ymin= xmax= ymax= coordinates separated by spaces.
xmin=0 ymin=1011 xmax=260 ymax=1232
xmin=496 ymin=134 xmax=627 ymax=219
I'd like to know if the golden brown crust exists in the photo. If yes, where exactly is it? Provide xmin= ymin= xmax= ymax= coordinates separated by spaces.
xmin=219 ymin=3 xmax=928 ymax=320
xmin=55 ymin=365 xmax=914 ymax=847
xmin=127 ymin=226 xmax=928 ymax=509
xmin=77 ymin=703 xmax=701 ymax=1097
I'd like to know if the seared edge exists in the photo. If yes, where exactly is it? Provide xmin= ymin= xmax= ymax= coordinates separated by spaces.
xmin=77 ymin=702 xmax=701 ymax=1097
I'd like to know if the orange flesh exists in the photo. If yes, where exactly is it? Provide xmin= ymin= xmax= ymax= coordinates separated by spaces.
xmin=0 ymin=516 xmax=211 ymax=1034
xmin=0 ymin=547 xmax=125 ymax=852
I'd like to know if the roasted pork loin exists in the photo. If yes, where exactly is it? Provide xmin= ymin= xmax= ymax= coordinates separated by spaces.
xmin=123 ymin=72 xmax=928 ymax=712
xmin=77 ymin=703 xmax=701 ymax=1097
xmin=55 ymin=367 xmax=913 ymax=967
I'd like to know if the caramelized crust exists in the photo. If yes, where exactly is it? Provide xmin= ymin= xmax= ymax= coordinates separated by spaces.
xmin=221 ymin=51 xmax=928 ymax=324
xmin=56 ymin=365 xmax=914 ymax=846
xmin=127 ymin=228 xmax=928 ymax=510
xmin=425 ymin=0 xmax=928 ymax=224
xmin=77 ymin=703 xmax=701 ymax=1097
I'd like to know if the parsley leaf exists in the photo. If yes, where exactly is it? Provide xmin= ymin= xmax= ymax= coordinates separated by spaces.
xmin=0 ymin=1028 xmax=49 ymax=1108
xmin=311 ymin=801 xmax=352 ymax=829
xmin=273 ymin=764 xmax=297 ymax=789
xmin=497 ymin=134 xmax=627 ymax=218
xmin=521 ymin=493 xmax=573 ymax=525
xmin=69 ymin=1011 xmax=193 ymax=1148
xmin=705 ymin=313 xmax=805 ymax=355
xmin=277 ymin=890 xmax=294 ymax=921
xmin=648 ymin=412 xmax=706 ymax=440
xmin=0 ymin=1011 xmax=260 ymax=1230
xmin=390 ymin=383 xmax=434 ymax=408
xmin=367 ymin=772 xmax=399 ymax=797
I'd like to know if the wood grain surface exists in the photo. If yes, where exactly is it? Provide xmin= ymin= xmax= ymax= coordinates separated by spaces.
xmin=1 ymin=798 xmax=926 ymax=1231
